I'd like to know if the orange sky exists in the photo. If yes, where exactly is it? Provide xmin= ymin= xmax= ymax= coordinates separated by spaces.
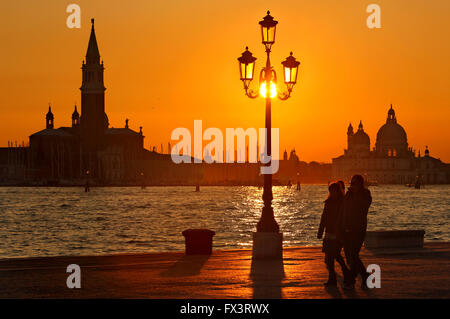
xmin=0 ymin=0 xmax=449 ymax=163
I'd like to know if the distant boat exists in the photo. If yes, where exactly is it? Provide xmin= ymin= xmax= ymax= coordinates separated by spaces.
xmin=414 ymin=176 xmax=422 ymax=189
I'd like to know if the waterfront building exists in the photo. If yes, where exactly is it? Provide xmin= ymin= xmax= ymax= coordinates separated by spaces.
xmin=332 ymin=106 xmax=449 ymax=184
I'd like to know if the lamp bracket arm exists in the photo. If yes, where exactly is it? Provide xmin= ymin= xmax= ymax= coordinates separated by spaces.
xmin=260 ymin=68 xmax=277 ymax=83
xmin=243 ymin=85 xmax=259 ymax=99
xmin=277 ymin=91 xmax=291 ymax=101
xmin=272 ymin=69 xmax=277 ymax=84
xmin=259 ymin=69 xmax=265 ymax=85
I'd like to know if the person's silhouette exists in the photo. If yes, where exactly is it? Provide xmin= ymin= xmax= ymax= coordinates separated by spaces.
xmin=317 ymin=182 xmax=349 ymax=287
xmin=337 ymin=180 xmax=345 ymax=194
xmin=341 ymin=174 xmax=372 ymax=290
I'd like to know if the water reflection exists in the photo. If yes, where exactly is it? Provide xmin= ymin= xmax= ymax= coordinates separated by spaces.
xmin=0 ymin=185 xmax=448 ymax=258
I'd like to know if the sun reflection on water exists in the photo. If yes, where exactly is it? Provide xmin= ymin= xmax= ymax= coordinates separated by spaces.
xmin=0 ymin=185 xmax=448 ymax=258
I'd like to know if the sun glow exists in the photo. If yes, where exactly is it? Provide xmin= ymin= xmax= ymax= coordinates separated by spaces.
xmin=260 ymin=81 xmax=277 ymax=98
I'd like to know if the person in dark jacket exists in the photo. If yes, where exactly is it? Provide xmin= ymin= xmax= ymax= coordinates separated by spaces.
xmin=317 ymin=182 xmax=349 ymax=287
xmin=342 ymin=174 xmax=372 ymax=290
xmin=337 ymin=180 xmax=345 ymax=194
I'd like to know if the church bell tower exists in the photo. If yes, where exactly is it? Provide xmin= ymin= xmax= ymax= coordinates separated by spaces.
xmin=80 ymin=19 xmax=108 ymax=177
xmin=80 ymin=19 xmax=108 ymax=148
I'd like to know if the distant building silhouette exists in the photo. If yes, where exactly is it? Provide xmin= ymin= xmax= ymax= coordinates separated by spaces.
xmin=26 ymin=19 xmax=145 ymax=183
xmin=0 ymin=19 xmax=200 ymax=186
xmin=0 ymin=24 xmax=447 ymax=186
xmin=332 ymin=105 xmax=449 ymax=184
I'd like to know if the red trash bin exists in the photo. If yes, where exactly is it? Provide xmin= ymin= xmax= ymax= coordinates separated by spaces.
xmin=182 ymin=229 xmax=215 ymax=255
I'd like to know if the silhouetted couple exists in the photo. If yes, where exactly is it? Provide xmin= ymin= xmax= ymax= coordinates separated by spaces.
xmin=317 ymin=175 xmax=372 ymax=290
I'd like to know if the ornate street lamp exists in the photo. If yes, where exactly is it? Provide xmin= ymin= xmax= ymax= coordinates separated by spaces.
xmin=259 ymin=11 xmax=278 ymax=50
xmin=237 ymin=47 xmax=257 ymax=91
xmin=237 ymin=11 xmax=300 ymax=258
xmin=282 ymin=52 xmax=300 ymax=94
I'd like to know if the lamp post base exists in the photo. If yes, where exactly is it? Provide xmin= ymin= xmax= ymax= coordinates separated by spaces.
xmin=252 ymin=232 xmax=283 ymax=259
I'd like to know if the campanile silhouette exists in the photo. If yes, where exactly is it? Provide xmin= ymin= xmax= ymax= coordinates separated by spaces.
xmin=80 ymin=19 xmax=108 ymax=175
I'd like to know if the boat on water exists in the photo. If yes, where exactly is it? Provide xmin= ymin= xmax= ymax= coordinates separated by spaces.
xmin=406 ymin=175 xmax=423 ymax=189
xmin=414 ymin=178 xmax=422 ymax=189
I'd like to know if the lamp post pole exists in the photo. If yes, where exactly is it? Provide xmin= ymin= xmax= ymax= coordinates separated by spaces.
xmin=237 ymin=11 xmax=300 ymax=257
xmin=258 ymin=48 xmax=279 ymax=232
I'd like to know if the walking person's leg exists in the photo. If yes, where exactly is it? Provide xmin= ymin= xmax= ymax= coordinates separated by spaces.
xmin=323 ymin=238 xmax=337 ymax=287
xmin=354 ymin=232 xmax=370 ymax=288
xmin=357 ymin=258 xmax=369 ymax=288
xmin=343 ymin=232 xmax=359 ymax=289
xmin=335 ymin=243 xmax=350 ymax=278
xmin=323 ymin=239 xmax=337 ymax=286
xmin=325 ymin=252 xmax=337 ymax=286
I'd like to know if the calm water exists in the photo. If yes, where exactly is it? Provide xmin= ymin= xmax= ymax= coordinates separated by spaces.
xmin=0 ymin=185 xmax=448 ymax=258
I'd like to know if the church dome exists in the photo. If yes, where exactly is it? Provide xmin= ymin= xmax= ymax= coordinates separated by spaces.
xmin=376 ymin=105 xmax=407 ymax=146
xmin=376 ymin=122 xmax=407 ymax=144
xmin=346 ymin=121 xmax=370 ymax=155
xmin=353 ymin=121 xmax=370 ymax=146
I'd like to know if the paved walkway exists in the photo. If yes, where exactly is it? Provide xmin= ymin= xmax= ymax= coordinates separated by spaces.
xmin=0 ymin=243 xmax=449 ymax=298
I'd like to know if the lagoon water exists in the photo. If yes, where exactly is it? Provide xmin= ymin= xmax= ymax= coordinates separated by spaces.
xmin=0 ymin=185 xmax=448 ymax=258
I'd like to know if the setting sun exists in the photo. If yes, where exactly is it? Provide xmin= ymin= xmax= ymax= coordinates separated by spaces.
xmin=260 ymin=81 xmax=277 ymax=98
xmin=0 ymin=0 xmax=448 ymax=305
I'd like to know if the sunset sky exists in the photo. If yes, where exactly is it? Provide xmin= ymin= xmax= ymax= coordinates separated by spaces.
xmin=0 ymin=0 xmax=449 ymax=162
